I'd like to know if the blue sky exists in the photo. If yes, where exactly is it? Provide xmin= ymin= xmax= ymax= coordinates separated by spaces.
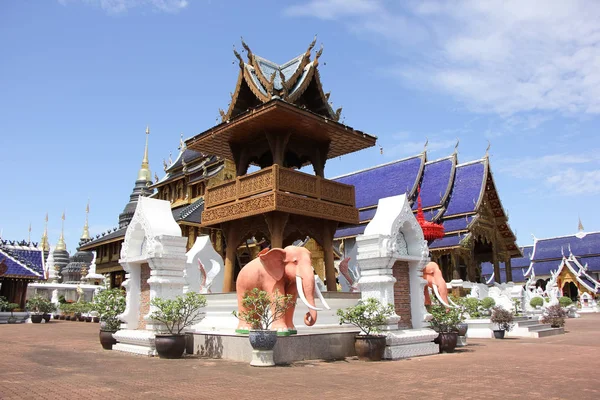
xmin=1 ymin=0 xmax=599 ymax=252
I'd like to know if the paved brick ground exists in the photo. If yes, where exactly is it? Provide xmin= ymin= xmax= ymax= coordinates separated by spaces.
xmin=1 ymin=314 xmax=599 ymax=400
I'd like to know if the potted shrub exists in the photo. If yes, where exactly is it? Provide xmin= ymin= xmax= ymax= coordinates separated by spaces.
xmin=150 ymin=292 xmax=207 ymax=359
xmin=480 ymin=297 xmax=496 ymax=315
xmin=542 ymin=304 xmax=567 ymax=328
xmin=90 ymin=289 xmax=126 ymax=350
xmin=463 ymin=297 xmax=482 ymax=319
xmin=337 ymin=297 xmax=395 ymax=361
xmin=233 ymin=288 xmax=295 ymax=366
xmin=40 ymin=299 xmax=56 ymax=323
xmin=530 ymin=297 xmax=544 ymax=309
xmin=429 ymin=301 xmax=463 ymax=353
xmin=26 ymin=295 xmax=45 ymax=323
xmin=559 ymin=296 xmax=573 ymax=308
xmin=490 ymin=306 xmax=513 ymax=339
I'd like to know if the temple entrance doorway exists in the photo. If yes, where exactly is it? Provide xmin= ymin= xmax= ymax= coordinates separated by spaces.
xmin=562 ymin=281 xmax=578 ymax=302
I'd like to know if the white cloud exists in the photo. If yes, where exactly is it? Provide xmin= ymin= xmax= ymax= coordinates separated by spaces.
xmin=284 ymin=0 xmax=600 ymax=117
xmin=498 ymin=152 xmax=600 ymax=195
xmin=58 ymin=0 xmax=189 ymax=14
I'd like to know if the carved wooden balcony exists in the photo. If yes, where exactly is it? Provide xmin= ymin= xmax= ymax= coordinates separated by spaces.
xmin=202 ymin=165 xmax=358 ymax=226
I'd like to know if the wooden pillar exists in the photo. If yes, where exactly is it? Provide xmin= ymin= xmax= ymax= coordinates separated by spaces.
xmin=451 ymin=252 xmax=460 ymax=280
xmin=492 ymin=250 xmax=501 ymax=284
xmin=310 ymin=142 xmax=330 ymax=178
xmin=505 ymin=257 xmax=513 ymax=282
xmin=322 ymin=221 xmax=338 ymax=292
xmin=230 ymin=144 xmax=250 ymax=177
xmin=265 ymin=132 xmax=291 ymax=167
xmin=20 ymin=281 xmax=28 ymax=309
xmin=265 ymin=212 xmax=289 ymax=249
xmin=222 ymin=223 xmax=240 ymax=292
xmin=467 ymin=244 xmax=476 ymax=282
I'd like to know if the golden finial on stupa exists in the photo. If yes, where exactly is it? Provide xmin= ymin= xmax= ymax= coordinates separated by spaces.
xmin=56 ymin=211 xmax=67 ymax=251
xmin=137 ymin=126 xmax=152 ymax=182
xmin=81 ymin=200 xmax=90 ymax=240
xmin=40 ymin=212 xmax=50 ymax=251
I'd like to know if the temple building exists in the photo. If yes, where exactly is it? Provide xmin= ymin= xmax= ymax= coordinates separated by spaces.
xmin=61 ymin=204 xmax=95 ymax=283
xmin=483 ymin=227 xmax=600 ymax=299
xmin=333 ymin=150 xmax=521 ymax=283
xmin=79 ymin=128 xmax=233 ymax=287
xmin=0 ymin=240 xmax=46 ymax=308
xmin=185 ymin=37 xmax=376 ymax=292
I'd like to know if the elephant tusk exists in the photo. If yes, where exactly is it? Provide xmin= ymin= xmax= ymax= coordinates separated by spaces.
xmin=432 ymin=284 xmax=452 ymax=308
xmin=448 ymin=297 xmax=460 ymax=308
xmin=296 ymin=276 xmax=323 ymax=311
xmin=313 ymin=283 xmax=331 ymax=310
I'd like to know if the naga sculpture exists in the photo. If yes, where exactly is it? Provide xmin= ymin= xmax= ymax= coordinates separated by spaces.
xmin=423 ymin=261 xmax=452 ymax=308
xmin=235 ymin=246 xmax=330 ymax=334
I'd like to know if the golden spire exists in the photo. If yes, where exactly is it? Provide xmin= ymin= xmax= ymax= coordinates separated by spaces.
xmin=137 ymin=126 xmax=152 ymax=181
xmin=28 ymin=222 xmax=31 ymax=243
xmin=56 ymin=211 xmax=67 ymax=251
xmin=40 ymin=213 xmax=50 ymax=251
xmin=81 ymin=200 xmax=90 ymax=240
xmin=578 ymin=216 xmax=584 ymax=232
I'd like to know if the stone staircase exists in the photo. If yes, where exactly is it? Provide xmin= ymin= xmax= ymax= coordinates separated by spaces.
xmin=507 ymin=317 xmax=564 ymax=338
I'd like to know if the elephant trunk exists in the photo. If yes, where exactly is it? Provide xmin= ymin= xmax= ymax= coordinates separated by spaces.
xmin=296 ymin=275 xmax=319 ymax=326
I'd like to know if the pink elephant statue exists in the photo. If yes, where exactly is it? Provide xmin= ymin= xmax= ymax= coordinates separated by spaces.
xmin=423 ymin=261 xmax=451 ymax=307
xmin=339 ymin=257 xmax=359 ymax=292
xmin=235 ymin=246 xmax=330 ymax=334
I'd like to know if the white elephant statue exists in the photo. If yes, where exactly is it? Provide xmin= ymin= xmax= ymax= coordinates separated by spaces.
xmin=338 ymin=257 xmax=360 ymax=292
xmin=184 ymin=236 xmax=224 ymax=294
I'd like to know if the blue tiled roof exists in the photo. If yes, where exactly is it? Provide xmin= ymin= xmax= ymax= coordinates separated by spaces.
xmin=4 ymin=247 xmax=45 ymax=276
xmin=531 ymin=260 xmax=561 ymax=276
xmin=412 ymin=156 xmax=455 ymax=210
xmin=511 ymin=267 xmax=527 ymax=283
xmin=444 ymin=161 xmax=486 ymax=217
xmin=532 ymin=232 xmax=600 ymax=261
xmin=578 ymin=255 xmax=600 ymax=272
xmin=359 ymin=208 xmax=377 ymax=222
xmin=442 ymin=216 xmax=473 ymax=233
xmin=0 ymin=248 xmax=43 ymax=279
xmin=429 ymin=234 xmax=465 ymax=250
xmin=511 ymin=246 xmax=533 ymax=269
xmin=334 ymin=155 xmax=424 ymax=209
xmin=334 ymin=224 xmax=366 ymax=239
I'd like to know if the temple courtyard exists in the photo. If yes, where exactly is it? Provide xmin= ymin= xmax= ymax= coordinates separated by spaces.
xmin=0 ymin=315 xmax=597 ymax=400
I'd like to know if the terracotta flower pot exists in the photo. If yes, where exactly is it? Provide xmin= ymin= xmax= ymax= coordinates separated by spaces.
xmin=354 ymin=335 xmax=387 ymax=361
xmin=99 ymin=330 xmax=117 ymax=350
xmin=438 ymin=332 xmax=458 ymax=353
xmin=155 ymin=334 xmax=186 ymax=359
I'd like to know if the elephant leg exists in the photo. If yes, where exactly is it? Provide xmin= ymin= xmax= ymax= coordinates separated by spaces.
xmin=283 ymin=281 xmax=298 ymax=331
xmin=236 ymin=290 xmax=251 ymax=332
xmin=270 ymin=283 xmax=289 ymax=332
xmin=424 ymin=285 xmax=432 ymax=306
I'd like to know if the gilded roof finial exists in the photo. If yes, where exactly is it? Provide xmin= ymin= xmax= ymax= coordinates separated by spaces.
xmin=423 ymin=137 xmax=429 ymax=153
xmin=485 ymin=140 xmax=491 ymax=158
xmin=279 ymin=70 xmax=288 ymax=97
xmin=28 ymin=222 xmax=31 ymax=244
xmin=56 ymin=211 xmax=66 ymax=251
xmin=163 ymin=159 xmax=168 ymax=172
xmin=81 ymin=200 xmax=90 ymax=240
xmin=314 ymin=43 xmax=324 ymax=66
xmin=578 ymin=216 xmax=585 ymax=232
xmin=233 ymin=45 xmax=244 ymax=69
xmin=40 ymin=212 xmax=50 ymax=251
xmin=168 ymin=152 xmax=172 ymax=165
xmin=137 ymin=126 xmax=152 ymax=182
xmin=154 ymin=172 xmax=159 ymax=183
xmin=178 ymin=133 xmax=186 ymax=151
xmin=241 ymin=36 xmax=253 ymax=61
xmin=453 ymin=138 xmax=460 ymax=154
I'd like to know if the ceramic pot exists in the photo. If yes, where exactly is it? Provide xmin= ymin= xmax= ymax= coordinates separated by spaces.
xmin=457 ymin=322 xmax=469 ymax=337
xmin=155 ymin=334 xmax=186 ymax=359
xmin=59 ymin=315 xmax=66 ymax=320
xmin=493 ymin=329 xmax=505 ymax=339
xmin=248 ymin=330 xmax=278 ymax=351
xmin=43 ymin=314 xmax=51 ymax=323
xmin=99 ymin=330 xmax=117 ymax=350
xmin=438 ymin=332 xmax=458 ymax=353
xmin=65 ymin=316 xmax=71 ymax=321
xmin=93 ymin=317 xmax=100 ymax=323
xmin=85 ymin=317 xmax=92 ymax=322
xmin=31 ymin=314 xmax=43 ymax=324
xmin=354 ymin=335 xmax=387 ymax=361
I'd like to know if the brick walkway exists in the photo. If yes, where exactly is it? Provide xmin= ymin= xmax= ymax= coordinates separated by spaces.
xmin=1 ymin=314 xmax=599 ymax=400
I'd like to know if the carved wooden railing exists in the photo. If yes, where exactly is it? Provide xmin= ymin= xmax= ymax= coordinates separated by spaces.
xmin=204 ymin=165 xmax=355 ymax=209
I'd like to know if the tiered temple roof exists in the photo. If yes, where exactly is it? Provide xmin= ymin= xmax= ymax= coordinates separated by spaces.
xmin=332 ymin=151 xmax=520 ymax=257
xmin=483 ymin=231 xmax=600 ymax=284
xmin=0 ymin=240 xmax=45 ymax=280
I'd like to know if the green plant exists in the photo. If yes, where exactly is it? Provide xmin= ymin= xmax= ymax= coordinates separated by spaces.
xmin=429 ymin=299 xmax=464 ymax=333
xmin=150 ymin=292 xmax=207 ymax=335
xmin=542 ymin=304 xmax=567 ymax=327
xmin=559 ymin=296 xmax=573 ymax=308
xmin=490 ymin=306 xmax=514 ymax=331
xmin=481 ymin=297 xmax=496 ymax=310
xmin=58 ymin=295 xmax=66 ymax=304
xmin=530 ymin=297 xmax=544 ymax=308
xmin=463 ymin=297 xmax=482 ymax=318
xmin=26 ymin=295 xmax=46 ymax=314
xmin=40 ymin=300 xmax=57 ymax=315
xmin=0 ymin=296 xmax=8 ymax=312
xmin=544 ymin=297 xmax=549 ymax=303
xmin=59 ymin=303 xmax=73 ymax=314
xmin=232 ymin=288 xmax=294 ymax=331
xmin=91 ymin=288 xmax=126 ymax=331
xmin=337 ymin=297 xmax=395 ymax=336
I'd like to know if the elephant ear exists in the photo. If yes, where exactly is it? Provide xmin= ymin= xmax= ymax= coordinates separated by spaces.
xmin=259 ymin=248 xmax=286 ymax=281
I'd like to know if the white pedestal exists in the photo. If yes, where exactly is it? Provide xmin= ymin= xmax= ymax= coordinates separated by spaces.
xmin=457 ymin=336 xmax=467 ymax=347
xmin=250 ymin=350 xmax=275 ymax=367
xmin=383 ymin=328 xmax=439 ymax=360
xmin=113 ymin=330 xmax=157 ymax=356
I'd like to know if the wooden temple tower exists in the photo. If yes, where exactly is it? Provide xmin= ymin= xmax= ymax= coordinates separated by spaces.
xmin=186 ymin=38 xmax=376 ymax=292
